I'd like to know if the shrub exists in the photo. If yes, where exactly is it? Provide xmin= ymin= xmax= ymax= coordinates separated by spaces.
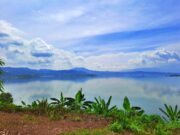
xmin=0 ymin=103 xmax=19 ymax=112
xmin=21 ymin=99 xmax=50 ymax=115
xmin=155 ymin=123 xmax=170 ymax=135
xmin=128 ymin=120 xmax=145 ymax=135
xmin=109 ymin=121 xmax=123 ymax=133
xmin=0 ymin=92 xmax=13 ymax=104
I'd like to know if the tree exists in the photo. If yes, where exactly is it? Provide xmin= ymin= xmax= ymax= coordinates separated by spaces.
xmin=0 ymin=59 xmax=5 ymax=93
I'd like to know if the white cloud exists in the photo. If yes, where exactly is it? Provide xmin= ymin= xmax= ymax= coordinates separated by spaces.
xmin=0 ymin=20 xmax=22 ymax=35
xmin=129 ymin=49 xmax=180 ymax=68
xmin=0 ymin=20 xmax=180 ymax=71
xmin=0 ymin=20 xmax=83 ymax=70
xmin=83 ymin=49 xmax=180 ymax=71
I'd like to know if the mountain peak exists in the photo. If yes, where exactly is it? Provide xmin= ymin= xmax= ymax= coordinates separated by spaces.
xmin=71 ymin=67 xmax=90 ymax=72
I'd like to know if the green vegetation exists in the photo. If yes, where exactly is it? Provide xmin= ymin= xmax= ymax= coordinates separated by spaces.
xmin=50 ymin=92 xmax=68 ymax=109
xmin=0 ymin=60 xmax=18 ymax=112
xmin=65 ymin=88 xmax=93 ymax=111
xmin=0 ymin=59 xmax=5 ymax=93
xmin=60 ymin=128 xmax=111 ymax=135
xmin=0 ymin=89 xmax=179 ymax=135
xmin=88 ymin=96 xmax=116 ymax=116
xmin=0 ymin=92 xmax=13 ymax=104
xmin=21 ymin=98 xmax=50 ymax=115
xmin=0 ymin=59 xmax=180 ymax=135
xmin=107 ymin=97 xmax=180 ymax=135
xmin=109 ymin=121 xmax=123 ymax=133
xmin=159 ymin=104 xmax=180 ymax=122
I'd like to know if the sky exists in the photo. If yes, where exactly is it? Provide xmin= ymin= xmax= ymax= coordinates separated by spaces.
xmin=0 ymin=0 xmax=180 ymax=72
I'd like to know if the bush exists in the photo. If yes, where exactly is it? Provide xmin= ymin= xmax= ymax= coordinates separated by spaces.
xmin=0 ymin=92 xmax=13 ymax=104
xmin=155 ymin=123 xmax=170 ymax=135
xmin=109 ymin=121 xmax=123 ymax=133
xmin=21 ymin=99 xmax=50 ymax=115
xmin=128 ymin=120 xmax=145 ymax=135
xmin=0 ymin=103 xmax=20 ymax=112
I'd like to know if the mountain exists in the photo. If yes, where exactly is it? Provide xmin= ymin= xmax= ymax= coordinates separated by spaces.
xmin=0 ymin=67 xmax=179 ymax=80
xmin=1 ymin=67 xmax=96 ymax=79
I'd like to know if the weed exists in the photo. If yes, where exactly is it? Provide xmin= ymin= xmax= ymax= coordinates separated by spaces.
xmin=159 ymin=104 xmax=180 ymax=122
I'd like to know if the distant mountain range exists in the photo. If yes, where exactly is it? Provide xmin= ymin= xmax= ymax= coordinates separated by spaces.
xmin=1 ymin=67 xmax=180 ymax=81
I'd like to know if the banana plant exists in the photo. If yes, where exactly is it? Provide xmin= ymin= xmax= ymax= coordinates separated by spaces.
xmin=50 ymin=92 xmax=68 ymax=109
xmin=159 ymin=104 xmax=180 ymax=122
xmin=66 ymin=89 xmax=93 ymax=110
xmin=90 ymin=96 xmax=117 ymax=116
xmin=123 ymin=96 xmax=144 ymax=117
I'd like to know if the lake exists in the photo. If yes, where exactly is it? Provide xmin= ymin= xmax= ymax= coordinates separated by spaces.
xmin=3 ymin=77 xmax=180 ymax=114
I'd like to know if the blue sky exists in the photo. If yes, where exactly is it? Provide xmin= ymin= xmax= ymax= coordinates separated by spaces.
xmin=0 ymin=0 xmax=180 ymax=71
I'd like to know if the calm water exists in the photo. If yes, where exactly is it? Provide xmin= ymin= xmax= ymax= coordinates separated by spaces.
xmin=4 ymin=77 xmax=180 ymax=114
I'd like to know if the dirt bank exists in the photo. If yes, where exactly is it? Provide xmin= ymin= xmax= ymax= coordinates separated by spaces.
xmin=0 ymin=112 xmax=110 ymax=135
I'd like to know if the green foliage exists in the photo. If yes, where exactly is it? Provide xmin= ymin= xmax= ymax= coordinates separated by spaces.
xmin=122 ymin=96 xmax=144 ymax=117
xmin=166 ymin=121 xmax=180 ymax=129
xmin=123 ymin=96 xmax=131 ymax=111
xmin=128 ymin=120 xmax=145 ymax=134
xmin=141 ymin=114 xmax=164 ymax=130
xmin=0 ymin=103 xmax=18 ymax=112
xmin=154 ymin=123 xmax=170 ymax=135
xmin=0 ymin=59 xmax=5 ymax=93
xmin=0 ymin=92 xmax=13 ymax=104
xmin=21 ymin=98 xmax=50 ymax=115
xmin=109 ymin=121 xmax=123 ymax=133
xmin=66 ymin=89 xmax=93 ymax=111
xmin=159 ymin=104 xmax=180 ymax=122
xmin=60 ymin=128 xmax=110 ymax=135
xmin=89 ymin=96 xmax=117 ymax=116
xmin=108 ymin=97 xmax=173 ymax=135
xmin=50 ymin=92 xmax=68 ymax=109
xmin=0 ymin=65 xmax=22 ymax=112
xmin=0 ymin=80 xmax=4 ymax=93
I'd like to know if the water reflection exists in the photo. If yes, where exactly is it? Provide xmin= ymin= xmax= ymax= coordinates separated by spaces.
xmin=4 ymin=77 xmax=180 ymax=114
